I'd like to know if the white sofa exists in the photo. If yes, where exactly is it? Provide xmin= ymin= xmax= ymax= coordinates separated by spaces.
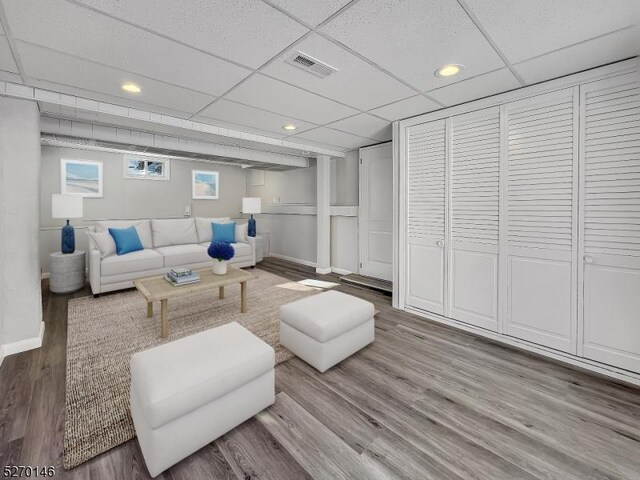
xmin=88 ymin=217 xmax=255 ymax=296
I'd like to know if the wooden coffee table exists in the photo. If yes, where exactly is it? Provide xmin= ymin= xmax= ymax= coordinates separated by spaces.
xmin=134 ymin=266 xmax=255 ymax=338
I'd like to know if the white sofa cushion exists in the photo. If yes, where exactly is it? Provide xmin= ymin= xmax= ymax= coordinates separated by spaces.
xmin=195 ymin=217 xmax=231 ymax=243
xmin=152 ymin=219 xmax=198 ymax=247
xmin=280 ymin=290 xmax=375 ymax=342
xmin=130 ymin=322 xmax=274 ymax=429
xmin=200 ymin=242 xmax=251 ymax=259
xmin=87 ymin=231 xmax=116 ymax=258
xmin=235 ymin=223 xmax=248 ymax=243
xmin=101 ymin=249 xmax=163 ymax=276
xmin=95 ymin=219 xmax=153 ymax=249
xmin=155 ymin=244 xmax=209 ymax=267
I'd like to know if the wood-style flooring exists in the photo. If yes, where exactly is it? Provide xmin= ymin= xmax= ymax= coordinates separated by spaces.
xmin=1 ymin=257 xmax=640 ymax=479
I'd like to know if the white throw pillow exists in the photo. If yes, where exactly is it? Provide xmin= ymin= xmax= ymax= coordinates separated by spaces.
xmin=151 ymin=218 xmax=198 ymax=247
xmin=87 ymin=231 xmax=116 ymax=258
xmin=235 ymin=223 xmax=248 ymax=243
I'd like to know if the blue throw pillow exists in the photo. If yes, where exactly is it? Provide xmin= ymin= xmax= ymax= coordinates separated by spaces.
xmin=212 ymin=222 xmax=235 ymax=243
xmin=108 ymin=226 xmax=144 ymax=255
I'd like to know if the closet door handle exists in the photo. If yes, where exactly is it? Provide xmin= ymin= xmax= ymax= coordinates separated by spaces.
xmin=436 ymin=240 xmax=444 ymax=247
xmin=584 ymin=255 xmax=594 ymax=264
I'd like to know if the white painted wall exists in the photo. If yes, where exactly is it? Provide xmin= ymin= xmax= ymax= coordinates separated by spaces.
xmin=40 ymin=146 xmax=248 ymax=273
xmin=0 ymin=96 xmax=43 ymax=348
xmin=331 ymin=215 xmax=358 ymax=273
xmin=331 ymin=150 xmax=359 ymax=206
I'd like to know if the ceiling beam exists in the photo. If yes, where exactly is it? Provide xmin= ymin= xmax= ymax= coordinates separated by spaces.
xmin=0 ymin=80 xmax=346 ymax=159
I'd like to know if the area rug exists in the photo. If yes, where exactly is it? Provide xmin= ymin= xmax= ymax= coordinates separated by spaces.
xmin=64 ymin=269 xmax=318 ymax=469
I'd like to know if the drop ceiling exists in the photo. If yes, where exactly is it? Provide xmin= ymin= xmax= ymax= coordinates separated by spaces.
xmin=0 ymin=0 xmax=638 ymax=152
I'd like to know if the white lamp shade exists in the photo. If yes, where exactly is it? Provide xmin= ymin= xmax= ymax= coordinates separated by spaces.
xmin=52 ymin=194 xmax=83 ymax=219
xmin=242 ymin=197 xmax=262 ymax=214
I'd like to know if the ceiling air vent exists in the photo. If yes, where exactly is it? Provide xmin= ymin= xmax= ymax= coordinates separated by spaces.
xmin=285 ymin=51 xmax=337 ymax=78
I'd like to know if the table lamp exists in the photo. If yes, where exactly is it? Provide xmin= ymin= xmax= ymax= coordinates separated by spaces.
xmin=242 ymin=197 xmax=262 ymax=237
xmin=52 ymin=194 xmax=83 ymax=254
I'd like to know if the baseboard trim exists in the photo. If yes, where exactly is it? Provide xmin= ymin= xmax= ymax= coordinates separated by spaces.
xmin=405 ymin=306 xmax=640 ymax=387
xmin=41 ymin=272 xmax=50 ymax=280
xmin=315 ymin=267 xmax=332 ymax=275
xmin=269 ymin=253 xmax=317 ymax=269
xmin=2 ymin=321 xmax=46 ymax=357
xmin=331 ymin=267 xmax=352 ymax=275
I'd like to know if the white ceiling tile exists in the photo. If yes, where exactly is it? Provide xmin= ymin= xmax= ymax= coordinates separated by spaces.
xmin=17 ymin=42 xmax=214 ymax=115
xmin=0 ymin=37 xmax=18 ymax=73
xmin=465 ymin=0 xmax=640 ymax=63
xmin=286 ymin=136 xmax=348 ymax=152
xmin=328 ymin=113 xmax=391 ymax=141
xmin=292 ymin=126 xmax=374 ymax=150
xmin=368 ymin=95 xmax=442 ymax=121
xmin=31 ymin=77 xmax=193 ymax=118
xmin=427 ymin=68 xmax=521 ymax=107
xmin=513 ymin=27 xmax=640 ymax=85
xmin=192 ymin=115 xmax=288 ymax=139
xmin=74 ymin=0 xmax=309 ymax=68
xmin=267 ymin=0 xmax=353 ymax=27
xmin=0 ymin=70 xmax=21 ymax=83
xmin=196 ymin=99 xmax=317 ymax=136
xmin=2 ymin=0 xmax=251 ymax=97
xmin=261 ymin=33 xmax=415 ymax=110
xmin=226 ymin=74 xmax=358 ymax=124
xmin=320 ymin=0 xmax=505 ymax=91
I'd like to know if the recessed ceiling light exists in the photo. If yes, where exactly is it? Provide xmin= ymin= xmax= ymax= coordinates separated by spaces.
xmin=282 ymin=123 xmax=297 ymax=131
xmin=435 ymin=64 xmax=464 ymax=78
xmin=121 ymin=82 xmax=141 ymax=93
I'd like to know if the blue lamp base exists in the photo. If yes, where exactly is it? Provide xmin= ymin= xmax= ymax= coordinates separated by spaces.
xmin=61 ymin=220 xmax=76 ymax=254
xmin=248 ymin=215 xmax=257 ymax=237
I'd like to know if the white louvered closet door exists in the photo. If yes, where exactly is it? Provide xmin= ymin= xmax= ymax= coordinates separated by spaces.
xmin=406 ymin=120 xmax=446 ymax=314
xmin=580 ymin=72 xmax=640 ymax=373
xmin=448 ymin=108 xmax=500 ymax=331
xmin=503 ymin=88 xmax=578 ymax=353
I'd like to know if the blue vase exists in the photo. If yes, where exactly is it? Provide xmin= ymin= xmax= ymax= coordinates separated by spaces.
xmin=61 ymin=220 xmax=75 ymax=254
xmin=248 ymin=215 xmax=257 ymax=237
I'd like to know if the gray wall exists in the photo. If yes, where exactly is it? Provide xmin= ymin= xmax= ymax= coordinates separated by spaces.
xmin=247 ymin=160 xmax=318 ymax=264
xmin=40 ymin=146 xmax=248 ymax=273
xmin=246 ymin=151 xmax=360 ymax=271
xmin=0 ymin=97 xmax=43 ymax=346
xmin=249 ymin=158 xmax=317 ymax=205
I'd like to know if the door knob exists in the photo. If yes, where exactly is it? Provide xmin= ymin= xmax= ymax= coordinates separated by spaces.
xmin=437 ymin=240 xmax=444 ymax=247
xmin=584 ymin=255 xmax=594 ymax=264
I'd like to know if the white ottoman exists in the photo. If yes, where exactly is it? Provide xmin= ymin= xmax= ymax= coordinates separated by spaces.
xmin=280 ymin=290 xmax=375 ymax=373
xmin=130 ymin=322 xmax=275 ymax=477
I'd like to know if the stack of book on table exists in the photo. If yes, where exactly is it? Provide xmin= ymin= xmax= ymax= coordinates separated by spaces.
xmin=165 ymin=267 xmax=200 ymax=286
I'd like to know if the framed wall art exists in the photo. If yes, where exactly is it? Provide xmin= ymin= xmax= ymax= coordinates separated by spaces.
xmin=192 ymin=170 xmax=219 ymax=200
xmin=60 ymin=159 xmax=103 ymax=198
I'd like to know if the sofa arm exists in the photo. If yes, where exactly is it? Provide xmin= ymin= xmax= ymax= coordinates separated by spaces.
xmin=89 ymin=247 xmax=102 ymax=295
xmin=246 ymin=236 xmax=256 ymax=266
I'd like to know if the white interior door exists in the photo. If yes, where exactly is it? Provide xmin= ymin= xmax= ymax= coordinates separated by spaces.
xmin=406 ymin=120 xmax=446 ymax=315
xmin=503 ymin=88 xmax=579 ymax=353
xmin=580 ymin=72 xmax=640 ymax=373
xmin=448 ymin=108 xmax=500 ymax=331
xmin=359 ymin=143 xmax=393 ymax=281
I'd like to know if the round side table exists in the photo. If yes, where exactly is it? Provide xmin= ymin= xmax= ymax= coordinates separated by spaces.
xmin=49 ymin=251 xmax=86 ymax=294
xmin=255 ymin=234 xmax=264 ymax=263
